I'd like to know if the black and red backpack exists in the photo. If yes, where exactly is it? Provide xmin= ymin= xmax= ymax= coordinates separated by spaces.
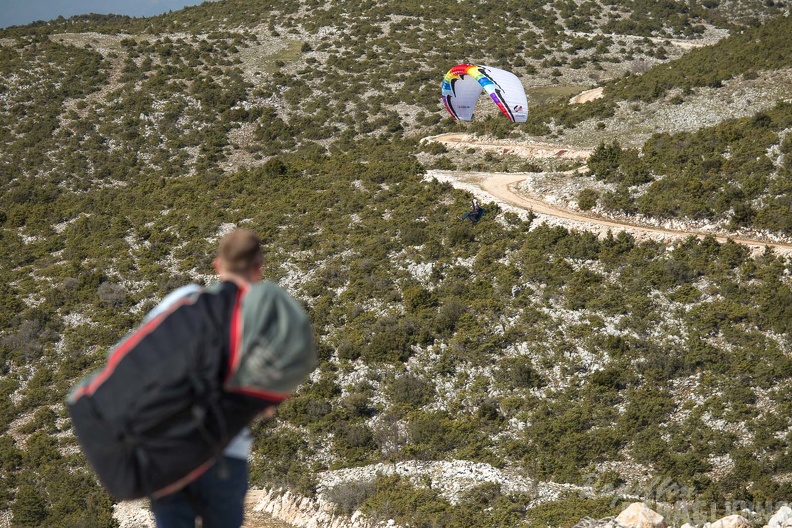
xmin=67 ymin=280 xmax=316 ymax=500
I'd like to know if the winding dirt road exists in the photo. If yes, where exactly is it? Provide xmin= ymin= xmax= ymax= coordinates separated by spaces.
xmin=426 ymin=134 xmax=792 ymax=256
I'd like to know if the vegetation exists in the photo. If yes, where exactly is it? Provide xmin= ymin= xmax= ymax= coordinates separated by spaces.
xmin=587 ymin=101 xmax=792 ymax=233
xmin=1 ymin=0 xmax=792 ymax=527
xmin=610 ymin=14 xmax=792 ymax=102
xmin=359 ymin=475 xmax=534 ymax=528
xmin=519 ymin=14 xmax=792 ymax=134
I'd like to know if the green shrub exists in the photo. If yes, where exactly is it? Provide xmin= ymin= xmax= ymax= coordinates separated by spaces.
xmin=0 ymin=434 xmax=22 ymax=472
xmin=362 ymin=475 xmax=451 ymax=525
xmin=387 ymin=373 xmax=435 ymax=407
xmin=526 ymin=494 xmax=621 ymax=528
xmin=250 ymin=425 xmax=316 ymax=496
xmin=578 ymin=188 xmax=599 ymax=211
xmin=11 ymin=483 xmax=49 ymax=528
xmin=325 ymin=480 xmax=377 ymax=515
xmin=494 ymin=356 xmax=545 ymax=389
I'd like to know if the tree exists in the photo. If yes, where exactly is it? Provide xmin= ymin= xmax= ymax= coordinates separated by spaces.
xmin=11 ymin=484 xmax=48 ymax=527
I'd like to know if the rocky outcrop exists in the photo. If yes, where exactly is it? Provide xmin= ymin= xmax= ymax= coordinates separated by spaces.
xmin=615 ymin=502 xmax=667 ymax=528
xmin=250 ymin=489 xmax=375 ymax=528
xmin=110 ymin=488 xmax=792 ymax=528
xmin=764 ymin=506 xmax=792 ymax=528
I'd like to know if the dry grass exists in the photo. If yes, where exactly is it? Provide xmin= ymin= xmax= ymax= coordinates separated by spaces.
xmin=236 ymin=36 xmax=303 ymax=78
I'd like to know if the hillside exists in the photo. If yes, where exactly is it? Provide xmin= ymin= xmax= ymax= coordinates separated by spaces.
xmin=2 ymin=1 xmax=792 ymax=527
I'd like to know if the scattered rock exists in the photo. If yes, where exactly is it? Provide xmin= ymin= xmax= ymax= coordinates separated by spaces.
xmin=708 ymin=514 xmax=752 ymax=528
xmin=764 ymin=506 xmax=792 ymax=528
xmin=614 ymin=502 xmax=667 ymax=528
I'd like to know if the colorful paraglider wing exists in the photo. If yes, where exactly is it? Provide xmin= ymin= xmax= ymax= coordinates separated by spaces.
xmin=479 ymin=65 xmax=528 ymax=122
xmin=441 ymin=64 xmax=484 ymax=121
xmin=441 ymin=64 xmax=528 ymax=122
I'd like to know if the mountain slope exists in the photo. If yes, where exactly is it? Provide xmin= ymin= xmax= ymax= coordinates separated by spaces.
xmin=1 ymin=2 xmax=792 ymax=527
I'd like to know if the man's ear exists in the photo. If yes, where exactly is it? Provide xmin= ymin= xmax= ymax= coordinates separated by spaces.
xmin=213 ymin=257 xmax=221 ymax=274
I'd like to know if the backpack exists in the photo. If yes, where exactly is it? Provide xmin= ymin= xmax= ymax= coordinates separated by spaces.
xmin=67 ymin=280 xmax=316 ymax=500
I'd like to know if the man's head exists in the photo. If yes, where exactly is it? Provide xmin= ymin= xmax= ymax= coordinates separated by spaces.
xmin=215 ymin=229 xmax=263 ymax=282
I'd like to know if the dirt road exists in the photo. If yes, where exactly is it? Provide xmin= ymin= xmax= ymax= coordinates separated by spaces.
xmin=569 ymin=87 xmax=604 ymax=104
xmin=459 ymin=171 xmax=792 ymax=255
xmin=425 ymin=134 xmax=792 ymax=256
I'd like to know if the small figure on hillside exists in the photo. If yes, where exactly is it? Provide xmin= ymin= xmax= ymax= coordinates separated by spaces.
xmin=461 ymin=198 xmax=485 ymax=223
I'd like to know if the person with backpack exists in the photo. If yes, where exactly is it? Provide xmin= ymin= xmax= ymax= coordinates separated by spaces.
xmin=460 ymin=198 xmax=485 ymax=223
xmin=67 ymin=229 xmax=317 ymax=528
xmin=146 ymin=229 xmax=271 ymax=527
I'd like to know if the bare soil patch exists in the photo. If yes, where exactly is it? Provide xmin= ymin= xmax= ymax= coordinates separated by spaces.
xmin=569 ymin=86 xmax=604 ymax=104
xmin=426 ymin=133 xmax=593 ymax=160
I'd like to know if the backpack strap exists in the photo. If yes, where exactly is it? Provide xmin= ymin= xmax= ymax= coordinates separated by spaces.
xmin=224 ymin=281 xmax=249 ymax=385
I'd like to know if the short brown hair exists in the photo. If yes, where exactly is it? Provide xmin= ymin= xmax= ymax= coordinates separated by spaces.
xmin=217 ymin=229 xmax=262 ymax=275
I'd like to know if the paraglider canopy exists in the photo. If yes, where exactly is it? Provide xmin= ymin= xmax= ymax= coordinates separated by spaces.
xmin=441 ymin=64 xmax=528 ymax=122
